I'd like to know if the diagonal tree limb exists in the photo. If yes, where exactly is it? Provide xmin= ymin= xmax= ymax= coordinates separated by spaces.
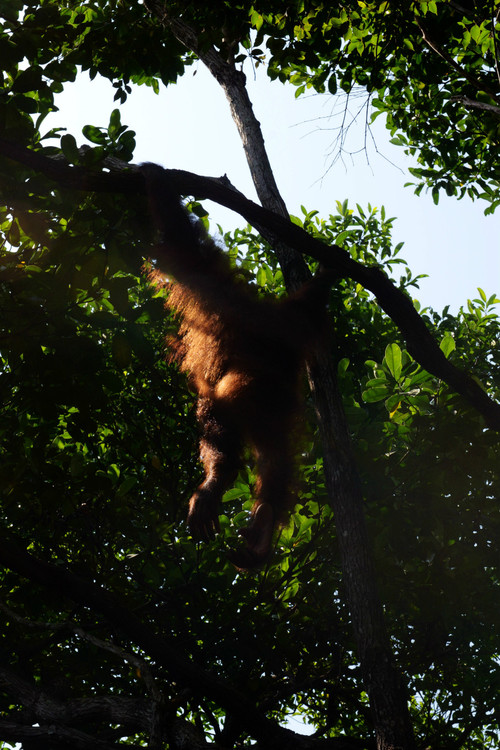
xmin=1 ymin=138 xmax=499 ymax=429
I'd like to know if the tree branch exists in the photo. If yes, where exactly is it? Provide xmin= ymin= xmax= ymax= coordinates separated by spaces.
xmin=0 ymin=533 xmax=307 ymax=749
xmin=0 ymin=718 xmax=145 ymax=750
xmin=450 ymin=95 xmax=500 ymax=117
xmin=0 ymin=662 xmax=215 ymax=750
xmin=0 ymin=664 xmax=152 ymax=730
xmin=416 ymin=19 xmax=500 ymax=101
xmin=162 ymin=13 xmax=291 ymax=221
xmin=0 ymin=534 xmax=396 ymax=750
xmin=1 ymin=138 xmax=499 ymax=429
xmin=0 ymin=598 xmax=167 ymax=749
xmin=0 ymin=716 xmax=216 ymax=750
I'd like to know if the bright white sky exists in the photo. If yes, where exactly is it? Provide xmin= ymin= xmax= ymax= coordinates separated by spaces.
xmin=47 ymin=61 xmax=500 ymax=314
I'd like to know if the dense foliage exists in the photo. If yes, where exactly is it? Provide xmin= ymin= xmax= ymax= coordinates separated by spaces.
xmin=0 ymin=2 xmax=499 ymax=749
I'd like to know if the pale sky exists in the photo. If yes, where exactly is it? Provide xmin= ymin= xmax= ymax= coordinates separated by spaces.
xmin=46 ymin=61 xmax=500 ymax=314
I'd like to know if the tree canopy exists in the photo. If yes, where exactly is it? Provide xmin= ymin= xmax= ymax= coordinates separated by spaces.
xmin=0 ymin=2 xmax=499 ymax=750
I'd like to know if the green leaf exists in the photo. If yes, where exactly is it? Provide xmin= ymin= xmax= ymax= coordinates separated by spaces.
xmin=385 ymin=394 xmax=401 ymax=415
xmin=335 ymin=229 xmax=356 ymax=245
xmin=223 ymin=487 xmax=245 ymax=502
xmin=384 ymin=343 xmax=402 ymax=381
xmin=108 ymin=108 xmax=123 ymax=139
xmin=256 ymin=266 xmax=267 ymax=286
xmin=338 ymin=357 xmax=350 ymax=374
xmin=328 ymin=75 xmax=337 ymax=95
xmin=439 ymin=334 xmax=456 ymax=358
xmin=362 ymin=383 xmax=391 ymax=402
xmin=250 ymin=9 xmax=263 ymax=30
xmin=12 ymin=66 xmax=42 ymax=93
xmin=60 ymin=133 xmax=79 ymax=163
xmin=116 ymin=475 xmax=138 ymax=496
xmin=470 ymin=24 xmax=481 ymax=43
xmin=82 ymin=124 xmax=107 ymax=145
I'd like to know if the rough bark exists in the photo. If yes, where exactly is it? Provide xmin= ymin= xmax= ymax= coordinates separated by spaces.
xmin=0 ymin=719 xmax=141 ymax=750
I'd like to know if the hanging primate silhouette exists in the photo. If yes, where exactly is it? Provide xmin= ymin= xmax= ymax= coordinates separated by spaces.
xmin=142 ymin=164 xmax=331 ymax=568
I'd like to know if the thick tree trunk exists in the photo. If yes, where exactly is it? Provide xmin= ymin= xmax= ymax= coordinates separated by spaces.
xmin=146 ymin=8 xmax=416 ymax=749
xmin=308 ymin=350 xmax=414 ymax=750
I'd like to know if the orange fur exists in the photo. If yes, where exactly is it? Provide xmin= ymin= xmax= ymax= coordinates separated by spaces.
xmin=142 ymin=164 xmax=331 ymax=568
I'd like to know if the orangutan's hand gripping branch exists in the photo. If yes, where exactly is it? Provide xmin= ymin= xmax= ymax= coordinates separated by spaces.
xmin=142 ymin=164 xmax=332 ymax=568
